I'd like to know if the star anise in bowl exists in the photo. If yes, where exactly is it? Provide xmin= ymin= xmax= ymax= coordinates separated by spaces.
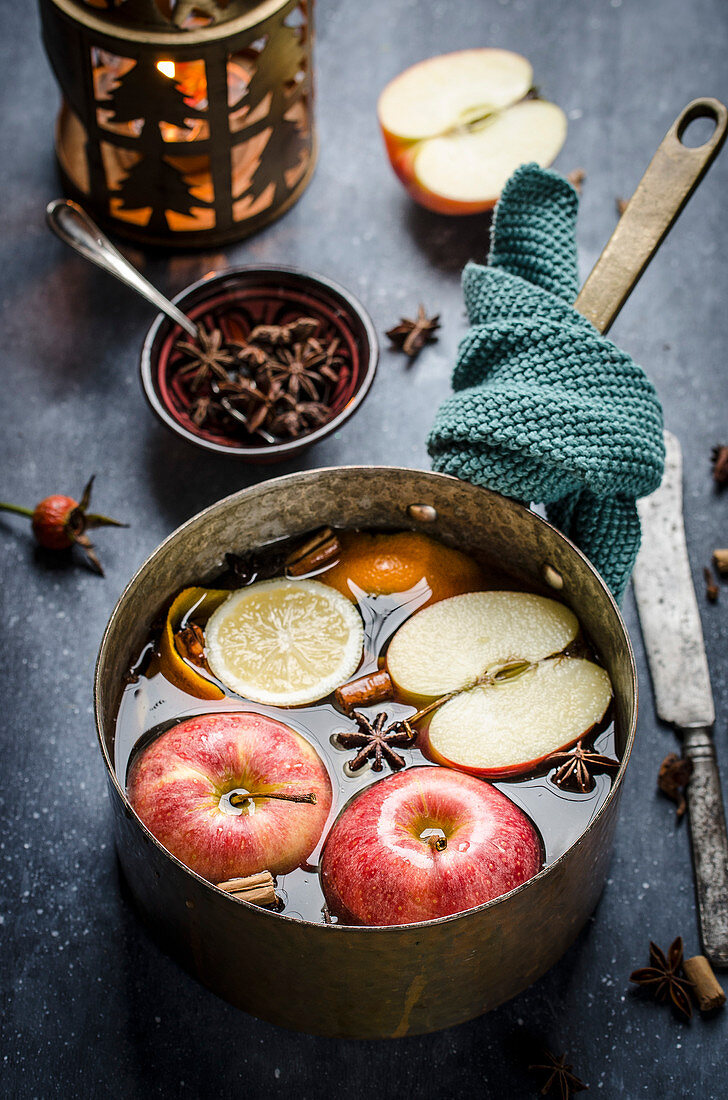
xmin=145 ymin=267 xmax=378 ymax=460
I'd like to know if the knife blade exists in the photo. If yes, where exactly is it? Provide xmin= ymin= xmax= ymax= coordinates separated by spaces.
xmin=634 ymin=430 xmax=728 ymax=967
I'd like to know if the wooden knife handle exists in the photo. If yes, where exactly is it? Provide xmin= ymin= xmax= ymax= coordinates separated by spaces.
xmin=681 ymin=725 xmax=728 ymax=968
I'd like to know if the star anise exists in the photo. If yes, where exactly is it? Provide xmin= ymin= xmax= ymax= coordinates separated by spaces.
xmin=265 ymin=340 xmax=331 ymax=400
xmin=711 ymin=444 xmax=728 ymax=487
xmin=529 ymin=1050 xmax=587 ymax=1099
xmin=337 ymin=711 xmax=417 ymax=772
xmin=268 ymin=399 xmax=330 ymax=439
xmin=546 ymin=740 xmax=619 ymax=793
xmin=657 ymin=753 xmax=693 ymax=820
xmin=188 ymin=394 xmax=226 ymax=427
xmin=232 ymin=342 xmax=270 ymax=371
xmin=248 ymin=317 xmax=319 ymax=347
xmin=230 ymin=376 xmax=288 ymax=434
xmin=174 ymin=326 xmax=235 ymax=391
xmin=630 ymin=937 xmax=695 ymax=1020
xmin=386 ymin=305 xmax=440 ymax=359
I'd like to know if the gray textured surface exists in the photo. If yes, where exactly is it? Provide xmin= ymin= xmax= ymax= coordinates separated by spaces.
xmin=2 ymin=0 xmax=728 ymax=1095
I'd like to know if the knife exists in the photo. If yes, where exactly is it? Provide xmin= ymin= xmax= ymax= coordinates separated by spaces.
xmin=634 ymin=430 xmax=728 ymax=966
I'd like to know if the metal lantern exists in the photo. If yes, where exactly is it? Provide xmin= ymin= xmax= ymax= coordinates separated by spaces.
xmin=39 ymin=1 xmax=316 ymax=248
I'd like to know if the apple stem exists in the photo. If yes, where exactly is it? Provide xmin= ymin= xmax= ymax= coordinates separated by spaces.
xmin=408 ymin=661 xmax=534 ymax=725
xmin=229 ymin=791 xmax=317 ymax=806
xmin=428 ymin=835 xmax=447 ymax=852
xmin=409 ymin=689 xmax=461 ymax=725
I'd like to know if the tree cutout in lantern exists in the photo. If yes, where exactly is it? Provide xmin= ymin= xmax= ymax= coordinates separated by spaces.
xmin=105 ymin=56 xmax=204 ymax=135
xmin=104 ymin=58 xmax=212 ymax=232
xmin=40 ymin=0 xmax=317 ymax=247
xmin=231 ymin=13 xmax=309 ymax=220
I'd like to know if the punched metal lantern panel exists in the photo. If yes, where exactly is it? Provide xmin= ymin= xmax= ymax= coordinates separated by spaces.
xmin=39 ymin=0 xmax=316 ymax=248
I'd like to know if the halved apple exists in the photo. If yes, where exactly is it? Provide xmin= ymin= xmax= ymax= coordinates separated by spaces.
xmin=386 ymin=591 xmax=580 ymax=703
xmin=386 ymin=590 xmax=613 ymax=778
xmin=378 ymin=48 xmax=567 ymax=215
xmin=425 ymin=657 xmax=613 ymax=778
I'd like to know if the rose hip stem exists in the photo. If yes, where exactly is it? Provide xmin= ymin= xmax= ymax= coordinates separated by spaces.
xmin=0 ymin=476 xmax=126 ymax=575
xmin=229 ymin=791 xmax=317 ymax=806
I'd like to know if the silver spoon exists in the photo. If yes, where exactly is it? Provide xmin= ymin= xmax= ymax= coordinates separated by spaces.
xmin=46 ymin=199 xmax=199 ymax=338
xmin=46 ymin=199 xmax=277 ymax=443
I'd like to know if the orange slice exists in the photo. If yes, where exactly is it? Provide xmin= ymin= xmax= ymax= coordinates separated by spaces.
xmin=159 ymin=587 xmax=229 ymax=700
xmin=321 ymin=531 xmax=485 ymax=607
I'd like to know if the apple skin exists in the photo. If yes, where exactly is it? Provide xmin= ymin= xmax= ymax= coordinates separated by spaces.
xmin=320 ymin=766 xmax=541 ymax=926
xmin=420 ymin=715 xmax=603 ymax=781
xmin=127 ymin=712 xmax=332 ymax=883
xmin=381 ymin=135 xmax=499 ymax=216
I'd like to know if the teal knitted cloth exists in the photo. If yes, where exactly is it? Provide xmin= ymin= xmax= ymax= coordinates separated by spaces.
xmin=427 ymin=163 xmax=665 ymax=603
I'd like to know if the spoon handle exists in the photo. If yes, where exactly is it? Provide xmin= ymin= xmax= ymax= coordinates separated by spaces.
xmin=45 ymin=199 xmax=198 ymax=339
xmin=575 ymin=97 xmax=727 ymax=335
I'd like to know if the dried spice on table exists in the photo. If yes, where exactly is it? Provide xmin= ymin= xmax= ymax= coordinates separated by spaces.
xmin=703 ymin=565 xmax=719 ymax=603
xmin=545 ymin=739 xmax=619 ymax=793
xmin=657 ymin=752 xmax=693 ymax=820
xmin=386 ymin=305 xmax=440 ymax=360
xmin=712 ymin=548 xmax=728 ymax=577
xmin=711 ymin=443 xmax=728 ymax=487
xmin=0 ymin=475 xmax=126 ymax=576
xmin=337 ymin=711 xmax=417 ymax=772
xmin=566 ymin=167 xmax=586 ymax=193
xmin=629 ymin=936 xmax=695 ymax=1020
xmin=529 ymin=1049 xmax=587 ymax=1098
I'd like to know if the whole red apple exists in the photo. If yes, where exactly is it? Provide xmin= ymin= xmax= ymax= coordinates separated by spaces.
xmin=321 ymin=766 xmax=541 ymax=926
xmin=127 ymin=712 xmax=332 ymax=883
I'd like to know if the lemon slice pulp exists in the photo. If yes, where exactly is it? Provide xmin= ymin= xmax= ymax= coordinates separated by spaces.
xmin=205 ymin=578 xmax=364 ymax=705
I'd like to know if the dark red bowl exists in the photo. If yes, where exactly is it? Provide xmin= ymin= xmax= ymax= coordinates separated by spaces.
xmin=140 ymin=266 xmax=378 ymax=462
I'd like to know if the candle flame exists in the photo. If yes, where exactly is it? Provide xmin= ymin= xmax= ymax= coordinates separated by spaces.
xmin=157 ymin=60 xmax=176 ymax=79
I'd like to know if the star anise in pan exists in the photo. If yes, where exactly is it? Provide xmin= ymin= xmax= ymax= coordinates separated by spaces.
xmin=546 ymin=739 xmax=619 ymax=793
xmin=337 ymin=711 xmax=417 ymax=772
xmin=630 ymin=937 xmax=695 ymax=1020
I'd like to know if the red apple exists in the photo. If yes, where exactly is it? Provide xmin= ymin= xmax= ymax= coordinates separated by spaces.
xmin=378 ymin=49 xmax=566 ymax=215
xmin=320 ymin=766 xmax=541 ymax=926
xmin=127 ymin=712 xmax=332 ymax=883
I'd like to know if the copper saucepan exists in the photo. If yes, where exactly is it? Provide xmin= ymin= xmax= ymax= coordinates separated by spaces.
xmin=94 ymin=100 xmax=726 ymax=1037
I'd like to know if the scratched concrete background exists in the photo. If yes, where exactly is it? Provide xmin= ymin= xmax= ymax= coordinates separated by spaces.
xmin=1 ymin=0 xmax=727 ymax=1095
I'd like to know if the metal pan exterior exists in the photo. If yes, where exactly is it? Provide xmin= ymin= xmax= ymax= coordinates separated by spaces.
xmin=95 ymin=467 xmax=636 ymax=1038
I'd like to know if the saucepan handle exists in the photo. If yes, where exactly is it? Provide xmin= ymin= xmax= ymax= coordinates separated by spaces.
xmin=574 ymin=97 xmax=728 ymax=334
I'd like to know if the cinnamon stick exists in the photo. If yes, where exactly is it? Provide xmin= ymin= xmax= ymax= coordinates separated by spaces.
xmin=286 ymin=527 xmax=341 ymax=576
xmin=704 ymin=566 xmax=719 ymax=603
xmin=335 ymin=670 xmax=394 ymax=713
xmin=712 ymin=548 xmax=728 ymax=577
xmin=683 ymin=955 xmax=726 ymax=1011
xmin=217 ymin=871 xmax=277 ymax=908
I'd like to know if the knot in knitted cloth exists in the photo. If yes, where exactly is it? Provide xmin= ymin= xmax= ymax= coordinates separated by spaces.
xmin=427 ymin=163 xmax=665 ymax=603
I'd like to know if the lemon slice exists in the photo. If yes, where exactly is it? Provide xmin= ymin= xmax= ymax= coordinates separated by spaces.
xmin=205 ymin=578 xmax=364 ymax=705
